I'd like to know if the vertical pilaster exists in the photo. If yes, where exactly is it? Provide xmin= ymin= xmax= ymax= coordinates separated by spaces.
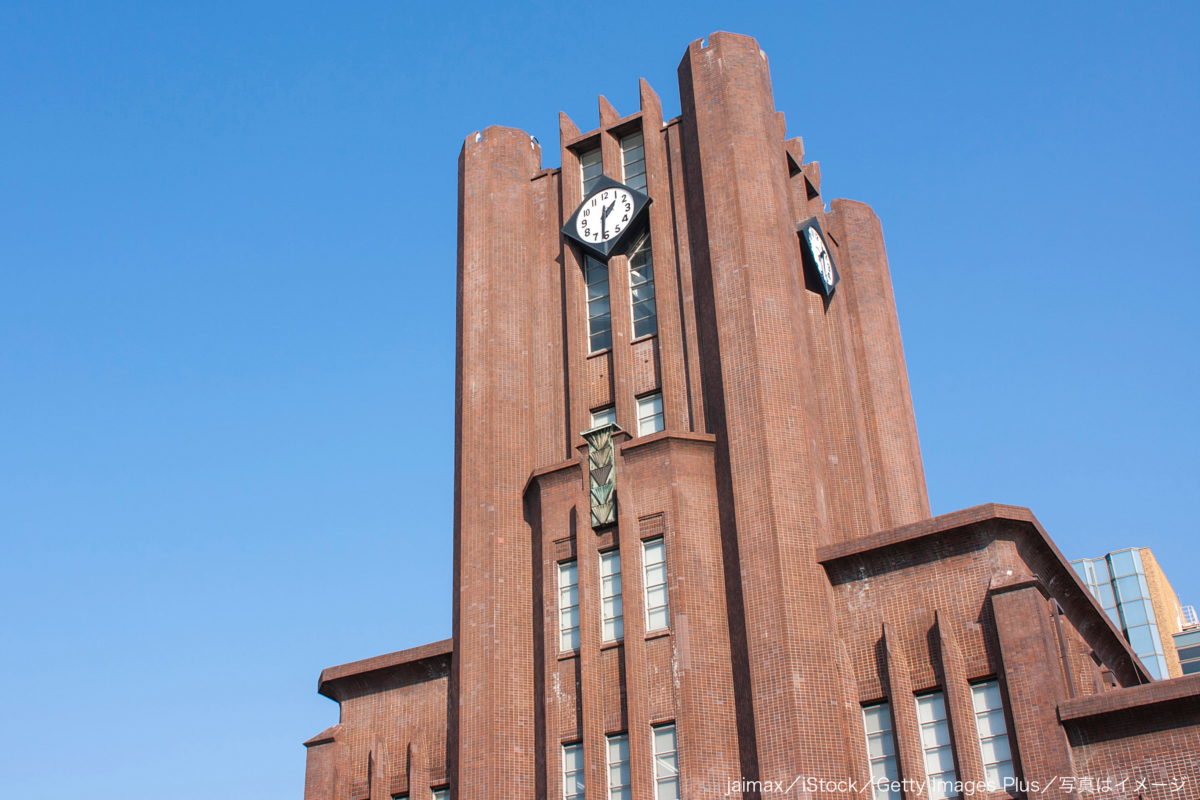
xmin=678 ymin=31 xmax=847 ymax=789
xmin=990 ymin=579 xmax=1076 ymax=798
xmin=933 ymin=611 xmax=987 ymax=788
xmin=830 ymin=198 xmax=930 ymax=529
xmin=882 ymin=625 xmax=927 ymax=800
xmin=452 ymin=125 xmax=540 ymax=800
xmin=638 ymin=80 xmax=691 ymax=433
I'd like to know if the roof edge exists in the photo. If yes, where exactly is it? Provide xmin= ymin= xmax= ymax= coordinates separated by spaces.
xmin=1059 ymin=673 xmax=1200 ymax=722
xmin=318 ymin=637 xmax=453 ymax=699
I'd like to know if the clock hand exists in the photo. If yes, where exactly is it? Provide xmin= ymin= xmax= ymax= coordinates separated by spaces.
xmin=600 ymin=200 xmax=616 ymax=238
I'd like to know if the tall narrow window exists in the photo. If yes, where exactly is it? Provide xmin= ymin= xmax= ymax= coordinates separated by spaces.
xmin=591 ymin=405 xmax=616 ymax=428
xmin=652 ymin=723 xmax=680 ymax=800
xmin=629 ymin=235 xmax=657 ymax=338
xmin=563 ymin=742 xmax=585 ymax=800
xmin=620 ymin=131 xmax=647 ymax=192
xmin=606 ymin=733 xmax=632 ymax=800
xmin=915 ymin=692 xmax=958 ymax=800
xmin=581 ymin=146 xmax=603 ymax=195
xmin=585 ymin=256 xmax=612 ymax=352
xmin=637 ymin=392 xmax=664 ymax=435
xmin=600 ymin=550 xmax=624 ymax=642
xmin=971 ymin=681 xmax=1015 ymax=792
xmin=643 ymin=537 xmax=670 ymax=631
xmin=862 ymin=703 xmax=901 ymax=800
xmin=431 ymin=789 xmax=449 ymax=800
xmin=559 ymin=560 xmax=580 ymax=651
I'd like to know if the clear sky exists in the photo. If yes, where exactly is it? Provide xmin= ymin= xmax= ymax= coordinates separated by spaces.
xmin=2 ymin=1 xmax=1196 ymax=797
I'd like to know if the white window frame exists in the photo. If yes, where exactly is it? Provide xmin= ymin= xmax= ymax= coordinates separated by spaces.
xmin=971 ymin=680 xmax=1015 ymax=792
xmin=562 ymin=741 xmax=585 ymax=800
xmin=591 ymin=405 xmax=616 ymax=428
xmin=862 ymin=702 xmax=901 ymax=800
xmin=600 ymin=549 xmax=624 ymax=642
xmin=652 ymin=722 xmax=679 ymax=800
xmin=915 ymin=691 xmax=958 ymax=800
xmin=558 ymin=560 xmax=580 ymax=652
xmin=606 ymin=732 xmax=632 ymax=800
xmin=620 ymin=130 xmax=647 ymax=192
xmin=585 ymin=255 xmax=612 ymax=353
xmin=637 ymin=392 xmax=664 ymax=436
xmin=580 ymin=146 xmax=603 ymax=195
xmin=628 ymin=234 xmax=657 ymax=338
xmin=643 ymin=537 xmax=669 ymax=631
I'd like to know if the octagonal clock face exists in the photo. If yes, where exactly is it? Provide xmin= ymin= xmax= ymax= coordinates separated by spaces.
xmin=562 ymin=175 xmax=651 ymax=259
xmin=576 ymin=187 xmax=635 ymax=245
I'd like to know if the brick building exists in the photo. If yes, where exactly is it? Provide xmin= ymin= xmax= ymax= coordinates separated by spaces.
xmin=302 ymin=32 xmax=1200 ymax=800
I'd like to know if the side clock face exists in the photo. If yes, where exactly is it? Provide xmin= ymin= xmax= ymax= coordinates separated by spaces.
xmin=797 ymin=217 xmax=839 ymax=298
xmin=562 ymin=175 xmax=651 ymax=259
xmin=806 ymin=227 xmax=835 ymax=287
xmin=576 ymin=187 xmax=635 ymax=244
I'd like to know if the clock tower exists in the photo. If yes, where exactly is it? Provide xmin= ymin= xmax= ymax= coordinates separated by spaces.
xmin=303 ymin=31 xmax=1200 ymax=800
xmin=452 ymin=31 xmax=930 ymax=796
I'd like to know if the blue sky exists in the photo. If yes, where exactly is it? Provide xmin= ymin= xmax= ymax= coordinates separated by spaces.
xmin=1 ymin=1 xmax=1196 ymax=797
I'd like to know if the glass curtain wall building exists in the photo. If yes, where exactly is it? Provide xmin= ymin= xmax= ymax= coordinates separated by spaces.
xmin=1072 ymin=548 xmax=1171 ymax=679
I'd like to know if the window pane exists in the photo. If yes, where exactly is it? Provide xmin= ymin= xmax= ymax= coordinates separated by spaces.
xmin=1177 ymin=645 xmax=1200 ymax=660
xmin=971 ymin=681 xmax=1015 ymax=792
xmin=559 ymin=561 xmax=580 ymax=651
xmin=916 ymin=693 xmax=947 ymax=724
xmin=627 ymin=236 xmax=657 ymax=337
xmin=647 ymin=606 xmax=669 ymax=630
xmin=607 ymin=734 xmax=631 ymax=800
xmin=1127 ymin=624 xmax=1159 ymax=654
xmin=638 ymin=392 xmax=664 ymax=435
xmin=600 ymin=550 xmax=624 ymax=642
xmin=652 ymin=724 xmax=679 ymax=800
xmin=581 ymin=147 xmax=603 ymax=195
xmin=925 ymin=744 xmax=955 ymax=772
xmin=1108 ymin=549 xmax=1139 ymax=577
xmin=563 ymin=743 xmax=585 ymax=800
xmin=585 ymin=255 xmax=612 ymax=353
xmin=974 ymin=708 xmax=1007 ymax=738
xmin=915 ymin=692 xmax=958 ymax=797
xmin=985 ymin=763 xmax=1014 ymax=792
xmin=866 ymin=731 xmax=895 ymax=758
xmin=980 ymin=735 xmax=1012 ymax=764
xmin=1120 ymin=599 xmax=1149 ymax=626
xmin=621 ymin=131 xmax=647 ymax=193
xmin=862 ymin=702 xmax=901 ymax=800
xmin=591 ymin=406 xmax=616 ymax=427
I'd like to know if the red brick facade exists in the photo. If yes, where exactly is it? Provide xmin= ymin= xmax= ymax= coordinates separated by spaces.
xmin=303 ymin=32 xmax=1200 ymax=800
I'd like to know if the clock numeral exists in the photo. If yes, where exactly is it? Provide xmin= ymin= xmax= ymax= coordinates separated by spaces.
xmin=621 ymin=214 xmax=629 ymax=222
xmin=583 ymin=208 xmax=589 ymax=217
xmin=624 ymin=203 xmax=631 ymax=212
